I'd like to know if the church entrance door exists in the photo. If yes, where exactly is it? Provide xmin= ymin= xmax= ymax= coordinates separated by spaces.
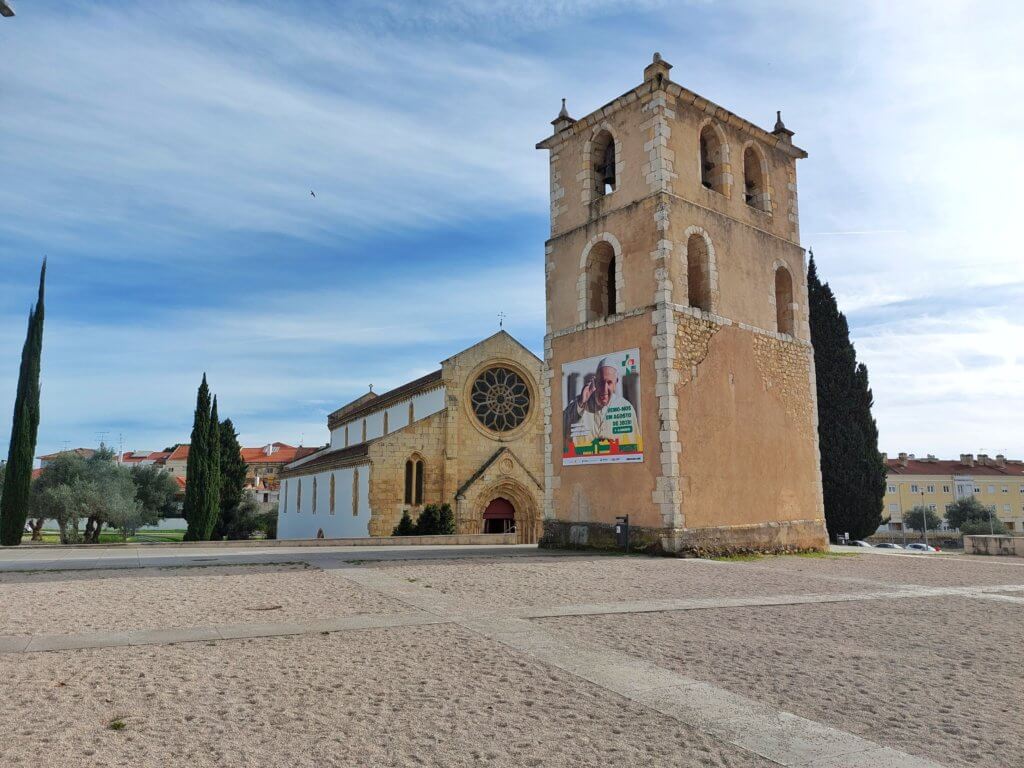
xmin=482 ymin=497 xmax=516 ymax=534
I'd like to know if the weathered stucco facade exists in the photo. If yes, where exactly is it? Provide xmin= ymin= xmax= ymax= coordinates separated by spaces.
xmin=278 ymin=332 xmax=544 ymax=543
xmin=537 ymin=54 xmax=828 ymax=554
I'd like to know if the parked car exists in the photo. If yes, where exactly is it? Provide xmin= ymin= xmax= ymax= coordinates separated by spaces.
xmin=874 ymin=542 xmax=904 ymax=550
xmin=847 ymin=540 xmax=874 ymax=547
xmin=905 ymin=543 xmax=938 ymax=552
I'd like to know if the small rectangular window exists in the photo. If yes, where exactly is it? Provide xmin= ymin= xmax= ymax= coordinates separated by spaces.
xmin=987 ymin=485 xmax=995 ymax=494
xmin=1002 ymin=486 xmax=1009 ymax=493
xmin=910 ymin=484 xmax=919 ymax=493
xmin=928 ymin=504 xmax=937 ymax=512
xmin=1003 ymin=504 xmax=1011 ymax=513
xmin=888 ymin=503 xmax=898 ymax=513
xmin=926 ymin=485 xmax=935 ymax=493
xmin=974 ymin=486 xmax=981 ymax=494
xmin=942 ymin=485 xmax=950 ymax=493
xmin=887 ymin=485 xmax=896 ymax=494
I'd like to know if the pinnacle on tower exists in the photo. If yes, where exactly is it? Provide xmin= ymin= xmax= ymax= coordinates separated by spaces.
xmin=773 ymin=110 xmax=795 ymax=142
xmin=551 ymin=98 xmax=575 ymax=130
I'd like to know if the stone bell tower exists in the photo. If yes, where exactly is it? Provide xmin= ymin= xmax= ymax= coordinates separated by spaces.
xmin=536 ymin=53 xmax=828 ymax=554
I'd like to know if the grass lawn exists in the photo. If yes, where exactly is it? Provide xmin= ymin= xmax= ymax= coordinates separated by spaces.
xmin=22 ymin=529 xmax=187 ymax=545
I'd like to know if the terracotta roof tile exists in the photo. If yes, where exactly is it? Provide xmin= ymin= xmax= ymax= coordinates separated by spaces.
xmin=167 ymin=445 xmax=190 ymax=462
xmin=280 ymin=442 xmax=371 ymax=478
xmin=886 ymin=458 xmax=1024 ymax=477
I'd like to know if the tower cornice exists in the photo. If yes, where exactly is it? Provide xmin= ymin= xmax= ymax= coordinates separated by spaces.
xmin=537 ymin=71 xmax=807 ymax=160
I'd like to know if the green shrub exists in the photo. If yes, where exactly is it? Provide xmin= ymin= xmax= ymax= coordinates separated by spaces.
xmin=960 ymin=517 xmax=1007 ymax=535
xmin=392 ymin=510 xmax=415 ymax=536
xmin=414 ymin=504 xmax=442 ymax=535
xmin=253 ymin=509 xmax=277 ymax=540
xmin=438 ymin=503 xmax=455 ymax=535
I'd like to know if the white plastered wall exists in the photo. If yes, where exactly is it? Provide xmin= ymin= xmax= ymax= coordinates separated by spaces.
xmin=329 ymin=386 xmax=446 ymax=448
xmin=276 ymin=463 xmax=371 ymax=539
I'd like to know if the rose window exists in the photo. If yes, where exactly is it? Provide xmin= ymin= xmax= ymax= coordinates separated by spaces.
xmin=470 ymin=367 xmax=531 ymax=432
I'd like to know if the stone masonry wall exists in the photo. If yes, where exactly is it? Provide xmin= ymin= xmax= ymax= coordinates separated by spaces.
xmin=752 ymin=333 xmax=814 ymax=434
xmin=367 ymin=411 xmax=446 ymax=537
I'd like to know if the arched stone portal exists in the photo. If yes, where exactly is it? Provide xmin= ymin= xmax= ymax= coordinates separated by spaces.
xmin=483 ymin=497 xmax=515 ymax=534
xmin=467 ymin=478 xmax=541 ymax=544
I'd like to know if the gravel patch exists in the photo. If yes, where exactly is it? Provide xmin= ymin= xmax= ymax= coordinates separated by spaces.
xmin=538 ymin=595 xmax=1024 ymax=768
xmin=360 ymin=555 xmax=881 ymax=609
xmin=0 ymin=564 xmax=405 ymax=635
xmin=0 ymin=623 xmax=773 ymax=768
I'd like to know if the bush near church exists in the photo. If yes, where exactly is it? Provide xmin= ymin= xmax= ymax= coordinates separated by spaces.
xmin=391 ymin=504 xmax=456 ymax=537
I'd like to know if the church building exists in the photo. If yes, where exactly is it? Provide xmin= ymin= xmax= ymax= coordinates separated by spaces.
xmin=277 ymin=332 xmax=543 ymax=543
xmin=536 ymin=54 xmax=829 ymax=554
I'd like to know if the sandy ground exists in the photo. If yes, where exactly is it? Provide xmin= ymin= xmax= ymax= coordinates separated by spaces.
xmin=0 ymin=623 xmax=773 ymax=768
xmin=0 ymin=564 xmax=404 ymax=635
xmin=741 ymin=551 xmax=1024 ymax=588
xmin=3 ymin=549 xmax=1021 ymax=767
xmin=360 ymin=554 xmax=887 ymax=609
xmin=538 ymin=595 xmax=1024 ymax=768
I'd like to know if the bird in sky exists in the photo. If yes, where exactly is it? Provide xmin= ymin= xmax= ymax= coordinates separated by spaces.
xmin=310 ymin=190 xmax=316 ymax=198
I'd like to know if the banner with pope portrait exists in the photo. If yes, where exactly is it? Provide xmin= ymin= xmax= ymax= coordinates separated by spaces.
xmin=560 ymin=348 xmax=643 ymax=465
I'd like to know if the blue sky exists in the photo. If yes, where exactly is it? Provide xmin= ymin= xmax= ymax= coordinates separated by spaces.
xmin=1 ymin=1 xmax=1022 ymax=459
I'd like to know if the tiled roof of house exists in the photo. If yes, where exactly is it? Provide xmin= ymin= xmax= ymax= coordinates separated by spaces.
xmin=886 ymin=457 xmax=1024 ymax=477
xmin=240 ymin=443 xmax=318 ymax=465
xmin=327 ymin=370 xmax=443 ymax=430
xmin=37 ymin=448 xmax=96 ymax=461
xmin=167 ymin=445 xmax=190 ymax=462
xmin=147 ymin=451 xmax=172 ymax=463
xmin=280 ymin=442 xmax=371 ymax=478
xmin=119 ymin=451 xmax=152 ymax=464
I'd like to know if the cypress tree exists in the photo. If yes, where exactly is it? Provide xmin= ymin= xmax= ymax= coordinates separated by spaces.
xmin=0 ymin=260 xmax=46 ymax=546
xmin=807 ymin=252 xmax=886 ymax=540
xmin=200 ymin=397 xmax=222 ymax=540
xmin=213 ymin=417 xmax=248 ymax=540
xmin=182 ymin=374 xmax=211 ymax=541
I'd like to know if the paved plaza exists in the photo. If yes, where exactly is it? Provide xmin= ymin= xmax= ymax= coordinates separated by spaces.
xmin=1 ymin=544 xmax=1022 ymax=767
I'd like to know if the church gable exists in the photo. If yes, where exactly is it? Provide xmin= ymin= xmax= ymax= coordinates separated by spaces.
xmin=456 ymin=446 xmax=542 ymax=499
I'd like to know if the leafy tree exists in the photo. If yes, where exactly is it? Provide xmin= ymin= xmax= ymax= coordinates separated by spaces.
xmin=213 ymin=418 xmax=247 ymax=539
xmin=438 ymin=503 xmax=455 ymax=535
xmin=31 ymin=447 xmax=138 ymax=543
xmin=903 ymin=505 xmax=942 ymax=533
xmin=945 ymin=496 xmax=993 ymax=530
xmin=0 ymin=260 xmax=45 ymax=546
xmin=960 ymin=516 xmax=1007 ymax=535
xmin=392 ymin=510 xmax=415 ymax=536
xmin=34 ymin=480 xmax=90 ymax=544
xmin=130 ymin=464 xmax=180 ymax=520
xmin=807 ymin=253 xmax=886 ymax=540
xmin=183 ymin=375 xmax=212 ymax=541
xmin=254 ymin=507 xmax=277 ymax=540
xmin=81 ymin=445 xmax=129 ymax=543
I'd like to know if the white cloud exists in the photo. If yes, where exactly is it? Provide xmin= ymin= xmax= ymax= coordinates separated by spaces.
xmin=1 ymin=0 xmax=1022 ymax=458
xmin=5 ymin=261 xmax=543 ymax=454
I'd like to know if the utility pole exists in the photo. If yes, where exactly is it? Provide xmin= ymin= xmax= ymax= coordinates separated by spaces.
xmin=921 ymin=489 xmax=929 ymax=549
